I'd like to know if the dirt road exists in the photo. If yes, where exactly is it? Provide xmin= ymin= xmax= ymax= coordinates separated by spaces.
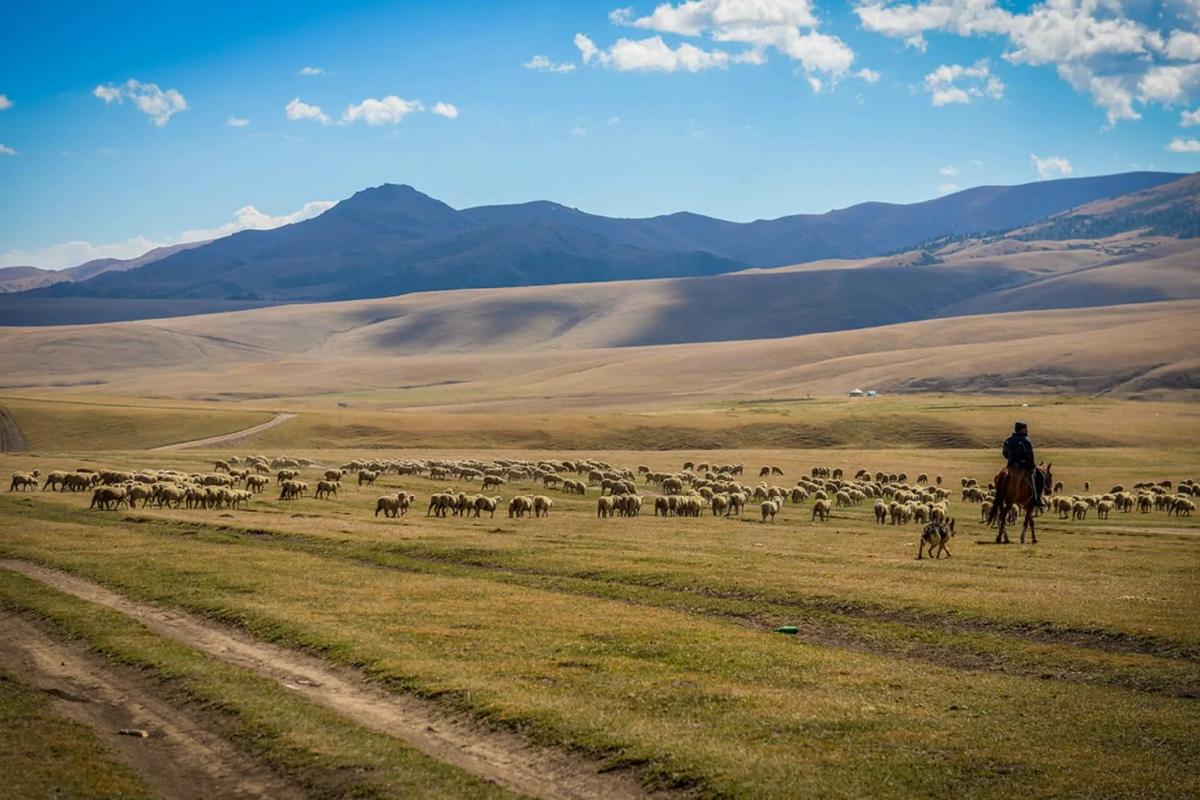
xmin=0 ymin=559 xmax=654 ymax=800
xmin=0 ymin=612 xmax=305 ymax=798
xmin=149 ymin=412 xmax=295 ymax=451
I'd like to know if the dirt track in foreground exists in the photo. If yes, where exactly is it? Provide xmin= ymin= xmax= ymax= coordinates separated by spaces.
xmin=0 ymin=612 xmax=305 ymax=799
xmin=0 ymin=559 xmax=654 ymax=800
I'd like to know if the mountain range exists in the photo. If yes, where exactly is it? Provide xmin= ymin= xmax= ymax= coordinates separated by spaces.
xmin=0 ymin=170 xmax=1189 ymax=327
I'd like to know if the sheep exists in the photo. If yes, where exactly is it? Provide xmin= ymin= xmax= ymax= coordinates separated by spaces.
xmin=1172 ymin=497 xmax=1195 ymax=517
xmin=597 ymin=496 xmax=617 ymax=518
xmin=761 ymin=499 xmax=781 ymax=523
xmin=277 ymin=469 xmax=300 ymax=482
xmin=9 ymin=472 xmax=40 ymax=492
xmin=90 ymin=486 xmax=129 ymax=510
xmin=315 ymin=480 xmax=340 ymax=500
xmin=811 ymin=499 xmax=831 ymax=521
xmin=917 ymin=473 xmax=929 ymax=485
xmin=1096 ymin=500 xmax=1113 ymax=519
xmin=917 ymin=519 xmax=955 ymax=560
xmin=358 ymin=470 xmax=380 ymax=488
xmin=727 ymin=492 xmax=747 ymax=516
xmin=617 ymin=494 xmax=644 ymax=517
xmin=375 ymin=494 xmax=401 ymax=517
xmin=533 ymin=495 xmax=554 ymax=518
xmin=427 ymin=492 xmax=455 ymax=517
xmin=790 ymin=487 xmax=809 ymax=504
xmin=874 ymin=500 xmax=888 ymax=524
xmin=474 ymin=495 xmax=503 ymax=518
xmin=1072 ymin=500 xmax=1089 ymax=520
xmin=245 ymin=474 xmax=270 ymax=493
xmin=278 ymin=480 xmax=308 ymax=500
xmin=509 ymin=496 xmax=534 ymax=519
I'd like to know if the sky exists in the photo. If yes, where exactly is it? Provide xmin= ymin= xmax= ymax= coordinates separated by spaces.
xmin=1 ymin=0 xmax=1199 ymax=269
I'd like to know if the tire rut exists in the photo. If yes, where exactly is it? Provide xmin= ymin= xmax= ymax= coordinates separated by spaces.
xmin=0 ymin=559 xmax=659 ymax=800
xmin=0 ymin=611 xmax=306 ymax=799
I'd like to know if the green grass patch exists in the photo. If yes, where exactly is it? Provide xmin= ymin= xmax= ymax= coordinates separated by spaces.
xmin=0 ymin=664 xmax=154 ymax=799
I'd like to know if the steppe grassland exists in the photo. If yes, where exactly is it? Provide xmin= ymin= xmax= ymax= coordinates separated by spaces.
xmin=2 ymin=426 xmax=1198 ymax=797
xmin=0 ymin=396 xmax=273 ymax=452
xmin=6 ymin=391 xmax=1197 ymax=454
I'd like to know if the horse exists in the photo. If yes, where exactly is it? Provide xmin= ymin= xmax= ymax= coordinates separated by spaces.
xmin=987 ymin=462 xmax=1052 ymax=544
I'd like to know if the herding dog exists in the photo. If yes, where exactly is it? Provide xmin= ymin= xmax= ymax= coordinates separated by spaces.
xmin=917 ymin=518 xmax=956 ymax=560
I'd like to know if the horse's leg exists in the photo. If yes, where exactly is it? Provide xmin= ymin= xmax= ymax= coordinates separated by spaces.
xmin=1028 ymin=509 xmax=1037 ymax=544
xmin=995 ymin=501 xmax=1006 ymax=543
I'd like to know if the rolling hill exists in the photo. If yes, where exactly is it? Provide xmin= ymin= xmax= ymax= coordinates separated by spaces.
xmin=0 ymin=234 xmax=1196 ymax=403
xmin=0 ymin=241 xmax=210 ymax=295
xmin=1 ymin=171 xmax=1184 ymax=326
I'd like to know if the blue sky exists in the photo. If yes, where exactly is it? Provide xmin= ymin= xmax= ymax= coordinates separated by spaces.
xmin=1 ymin=0 xmax=1199 ymax=268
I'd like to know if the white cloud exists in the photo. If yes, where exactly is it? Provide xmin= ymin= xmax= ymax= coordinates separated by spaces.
xmin=938 ymin=182 xmax=960 ymax=193
xmin=806 ymin=74 xmax=823 ymax=92
xmin=580 ymin=35 xmax=731 ymax=71
xmin=579 ymin=1 xmax=859 ymax=85
xmin=524 ymin=55 xmax=577 ymax=72
xmin=854 ymin=67 xmax=882 ymax=82
xmin=607 ymin=115 xmax=621 ymax=124
xmin=297 ymin=67 xmax=326 ymax=76
xmin=1165 ymin=30 xmax=1200 ymax=60
xmin=687 ymin=118 xmax=706 ymax=138
xmin=0 ymin=94 xmax=11 ymax=110
xmin=1137 ymin=64 xmax=1200 ymax=107
xmin=1167 ymin=136 xmax=1200 ymax=151
xmin=0 ymin=143 xmax=15 ymax=155
xmin=924 ymin=59 xmax=1004 ymax=105
xmin=0 ymin=200 xmax=337 ymax=270
xmin=226 ymin=115 xmax=249 ymax=127
xmin=1030 ymin=153 xmax=1073 ymax=179
xmin=855 ymin=0 xmax=1200 ymax=126
xmin=432 ymin=102 xmax=459 ymax=119
xmin=940 ymin=164 xmax=960 ymax=176
xmin=285 ymin=97 xmax=331 ymax=124
xmin=1182 ymin=108 xmax=1200 ymax=126
xmin=573 ymin=118 xmax=588 ymax=136
xmin=93 ymin=80 xmax=188 ymax=126
xmin=969 ymin=158 xmax=983 ymax=166
xmin=1057 ymin=63 xmax=1140 ymax=126
xmin=343 ymin=96 xmax=424 ymax=125
xmin=576 ymin=33 xmax=599 ymax=63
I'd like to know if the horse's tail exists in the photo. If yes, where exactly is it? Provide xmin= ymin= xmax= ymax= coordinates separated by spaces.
xmin=987 ymin=471 xmax=1006 ymax=526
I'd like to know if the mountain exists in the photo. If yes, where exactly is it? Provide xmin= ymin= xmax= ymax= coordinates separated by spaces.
xmin=2 ymin=171 xmax=1186 ymax=326
xmin=0 ymin=241 xmax=209 ymax=294
xmin=1012 ymin=172 xmax=1200 ymax=241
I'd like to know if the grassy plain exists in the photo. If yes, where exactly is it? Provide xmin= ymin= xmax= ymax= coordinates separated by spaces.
xmin=2 ymin=427 xmax=1198 ymax=797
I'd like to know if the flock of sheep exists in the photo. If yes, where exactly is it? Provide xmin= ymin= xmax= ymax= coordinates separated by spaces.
xmin=9 ymin=455 xmax=1196 ymax=537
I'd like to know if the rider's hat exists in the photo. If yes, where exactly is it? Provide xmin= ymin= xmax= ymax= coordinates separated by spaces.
xmin=1014 ymin=421 xmax=1027 ymax=431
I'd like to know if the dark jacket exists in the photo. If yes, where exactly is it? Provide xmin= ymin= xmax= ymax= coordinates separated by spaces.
xmin=1003 ymin=432 xmax=1035 ymax=469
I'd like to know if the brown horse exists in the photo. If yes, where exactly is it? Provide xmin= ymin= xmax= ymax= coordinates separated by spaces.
xmin=987 ymin=463 xmax=1052 ymax=544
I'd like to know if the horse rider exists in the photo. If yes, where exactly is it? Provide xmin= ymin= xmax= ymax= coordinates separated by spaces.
xmin=1002 ymin=421 xmax=1043 ymax=506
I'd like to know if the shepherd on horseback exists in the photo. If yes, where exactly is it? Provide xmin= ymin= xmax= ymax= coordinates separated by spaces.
xmin=1003 ymin=421 xmax=1042 ymax=506
xmin=988 ymin=421 xmax=1052 ymax=544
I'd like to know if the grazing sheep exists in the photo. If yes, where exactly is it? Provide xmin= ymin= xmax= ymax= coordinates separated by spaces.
xmin=1172 ymin=497 xmax=1195 ymax=517
xmin=1071 ymin=500 xmax=1089 ymax=520
xmin=597 ymin=496 xmax=617 ymax=518
xmin=315 ymin=480 xmax=340 ymax=500
xmin=761 ymin=499 xmax=781 ymax=523
xmin=90 ymin=486 xmax=129 ymax=510
xmin=508 ymin=496 xmax=534 ymax=519
xmin=358 ymin=470 xmax=380 ymax=488
xmin=482 ymin=475 xmax=507 ymax=491
xmin=474 ymin=495 xmax=503 ymax=518
xmin=811 ymin=499 xmax=831 ymax=521
xmin=10 ymin=472 xmax=40 ymax=492
xmin=917 ymin=473 xmax=929 ymax=485
xmin=874 ymin=500 xmax=888 ymax=524
xmin=245 ymin=475 xmax=270 ymax=493
xmin=1096 ymin=500 xmax=1113 ymax=519
xmin=917 ymin=519 xmax=955 ymax=560
xmin=533 ymin=495 xmax=554 ymax=518
xmin=278 ymin=480 xmax=308 ymax=500
xmin=214 ymin=460 xmax=231 ymax=473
